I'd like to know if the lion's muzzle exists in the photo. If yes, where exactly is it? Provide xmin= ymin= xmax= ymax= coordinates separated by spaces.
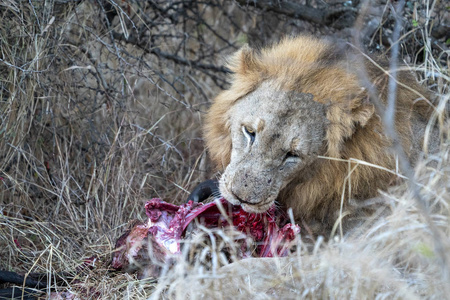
xmin=220 ymin=167 xmax=279 ymax=213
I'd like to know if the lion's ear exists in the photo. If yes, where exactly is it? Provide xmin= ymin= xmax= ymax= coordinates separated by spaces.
xmin=326 ymin=101 xmax=375 ymax=158
xmin=228 ymin=44 xmax=260 ymax=74
xmin=351 ymin=103 xmax=375 ymax=127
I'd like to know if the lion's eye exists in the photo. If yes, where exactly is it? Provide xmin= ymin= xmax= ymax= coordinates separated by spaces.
xmin=284 ymin=151 xmax=300 ymax=163
xmin=243 ymin=126 xmax=256 ymax=144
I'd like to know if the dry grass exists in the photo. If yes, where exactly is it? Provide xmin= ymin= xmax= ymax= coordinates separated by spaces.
xmin=0 ymin=1 xmax=448 ymax=299
xmin=154 ymin=146 xmax=450 ymax=299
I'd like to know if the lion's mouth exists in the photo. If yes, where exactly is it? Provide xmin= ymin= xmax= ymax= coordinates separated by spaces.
xmin=226 ymin=196 xmax=274 ymax=213
xmin=219 ymin=184 xmax=275 ymax=213
xmin=234 ymin=195 xmax=275 ymax=213
xmin=240 ymin=201 xmax=274 ymax=213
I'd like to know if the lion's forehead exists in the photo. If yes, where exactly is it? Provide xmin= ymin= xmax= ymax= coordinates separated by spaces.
xmin=232 ymin=87 xmax=324 ymax=132
xmin=233 ymin=81 xmax=325 ymax=119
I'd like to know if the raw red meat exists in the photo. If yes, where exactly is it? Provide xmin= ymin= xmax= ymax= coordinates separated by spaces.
xmin=111 ymin=198 xmax=300 ymax=275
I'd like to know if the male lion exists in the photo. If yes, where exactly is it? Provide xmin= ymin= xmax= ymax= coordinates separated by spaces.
xmin=203 ymin=36 xmax=439 ymax=235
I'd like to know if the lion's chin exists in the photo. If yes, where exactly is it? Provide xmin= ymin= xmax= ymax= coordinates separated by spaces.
xmin=221 ymin=191 xmax=274 ymax=213
xmin=240 ymin=202 xmax=274 ymax=214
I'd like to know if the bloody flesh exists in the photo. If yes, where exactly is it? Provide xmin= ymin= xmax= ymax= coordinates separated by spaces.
xmin=111 ymin=198 xmax=300 ymax=274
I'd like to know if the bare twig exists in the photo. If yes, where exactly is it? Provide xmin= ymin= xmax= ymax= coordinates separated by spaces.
xmin=111 ymin=31 xmax=231 ymax=74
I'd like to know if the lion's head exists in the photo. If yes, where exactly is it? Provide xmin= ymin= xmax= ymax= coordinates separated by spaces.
xmin=205 ymin=36 xmax=375 ymax=216
xmin=219 ymin=81 xmax=328 ymax=212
